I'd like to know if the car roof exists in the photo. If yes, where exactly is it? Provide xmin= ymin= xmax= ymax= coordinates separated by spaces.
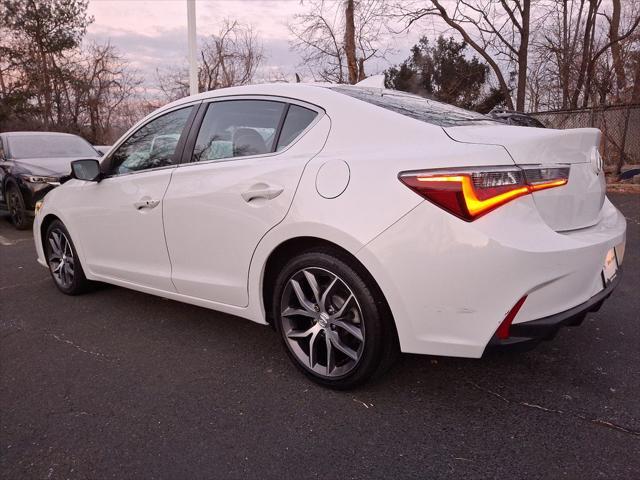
xmin=159 ymin=83 xmax=376 ymax=112
xmin=1 ymin=131 xmax=82 ymax=138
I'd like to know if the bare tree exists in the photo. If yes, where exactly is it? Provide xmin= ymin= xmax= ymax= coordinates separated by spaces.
xmin=395 ymin=0 xmax=537 ymax=110
xmin=157 ymin=20 xmax=263 ymax=101
xmin=535 ymin=0 xmax=589 ymax=109
xmin=200 ymin=20 xmax=263 ymax=90
xmin=289 ymin=0 xmax=390 ymax=84
xmin=75 ymin=43 xmax=142 ymax=143
xmin=396 ymin=0 xmax=639 ymax=111
xmin=533 ymin=0 xmax=640 ymax=109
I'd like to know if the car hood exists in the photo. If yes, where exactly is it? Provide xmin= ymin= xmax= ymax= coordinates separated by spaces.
xmin=11 ymin=156 xmax=100 ymax=176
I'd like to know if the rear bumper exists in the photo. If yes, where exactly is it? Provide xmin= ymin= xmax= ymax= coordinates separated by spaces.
xmin=484 ymin=270 xmax=621 ymax=353
xmin=356 ymin=195 xmax=626 ymax=358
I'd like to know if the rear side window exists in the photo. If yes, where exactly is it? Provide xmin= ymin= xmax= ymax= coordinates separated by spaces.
xmin=193 ymin=100 xmax=286 ymax=162
xmin=276 ymin=105 xmax=318 ymax=151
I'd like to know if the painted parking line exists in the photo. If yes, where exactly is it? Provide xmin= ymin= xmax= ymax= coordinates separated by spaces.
xmin=0 ymin=234 xmax=31 ymax=246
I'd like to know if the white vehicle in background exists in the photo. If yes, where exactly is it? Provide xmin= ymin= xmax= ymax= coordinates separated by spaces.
xmin=33 ymin=83 xmax=626 ymax=388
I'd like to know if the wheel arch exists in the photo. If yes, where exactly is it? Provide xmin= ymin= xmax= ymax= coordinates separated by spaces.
xmin=2 ymin=174 xmax=17 ymax=191
xmin=40 ymin=213 xmax=62 ymax=242
xmin=260 ymin=236 xmax=397 ymax=341
xmin=2 ymin=175 xmax=21 ymax=202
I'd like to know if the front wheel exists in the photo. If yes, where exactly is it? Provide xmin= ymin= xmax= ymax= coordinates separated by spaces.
xmin=273 ymin=249 xmax=397 ymax=389
xmin=5 ymin=183 xmax=31 ymax=230
xmin=44 ymin=220 xmax=91 ymax=295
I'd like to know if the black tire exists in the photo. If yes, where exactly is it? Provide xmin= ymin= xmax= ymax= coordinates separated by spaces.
xmin=44 ymin=220 xmax=91 ymax=295
xmin=5 ymin=182 xmax=31 ymax=230
xmin=272 ymin=248 xmax=398 ymax=389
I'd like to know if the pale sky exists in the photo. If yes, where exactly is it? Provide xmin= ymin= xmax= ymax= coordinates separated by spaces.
xmin=86 ymin=0 xmax=422 ymax=89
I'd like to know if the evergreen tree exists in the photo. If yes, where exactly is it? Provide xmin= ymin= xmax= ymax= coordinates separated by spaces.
xmin=385 ymin=35 xmax=509 ymax=112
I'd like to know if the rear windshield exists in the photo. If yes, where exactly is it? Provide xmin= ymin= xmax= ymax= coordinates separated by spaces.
xmin=329 ymin=87 xmax=500 ymax=127
xmin=8 ymin=134 xmax=97 ymax=159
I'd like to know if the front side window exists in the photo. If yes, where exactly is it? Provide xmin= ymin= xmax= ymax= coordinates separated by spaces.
xmin=108 ymin=106 xmax=193 ymax=175
xmin=192 ymin=100 xmax=286 ymax=163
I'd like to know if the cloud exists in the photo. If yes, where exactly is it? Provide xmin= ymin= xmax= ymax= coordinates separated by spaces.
xmin=84 ymin=0 xmax=419 ymax=89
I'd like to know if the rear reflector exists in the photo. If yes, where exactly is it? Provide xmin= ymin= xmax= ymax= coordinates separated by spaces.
xmin=399 ymin=166 xmax=569 ymax=221
xmin=496 ymin=295 xmax=528 ymax=340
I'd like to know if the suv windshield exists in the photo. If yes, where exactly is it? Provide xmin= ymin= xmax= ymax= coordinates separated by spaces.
xmin=329 ymin=87 xmax=500 ymax=127
xmin=8 ymin=134 xmax=97 ymax=159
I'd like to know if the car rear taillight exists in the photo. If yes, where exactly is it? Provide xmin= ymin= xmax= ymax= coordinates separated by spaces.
xmin=398 ymin=166 xmax=569 ymax=221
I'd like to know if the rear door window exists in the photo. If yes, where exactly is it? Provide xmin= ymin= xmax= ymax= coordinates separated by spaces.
xmin=192 ymin=100 xmax=286 ymax=163
xmin=276 ymin=105 xmax=318 ymax=151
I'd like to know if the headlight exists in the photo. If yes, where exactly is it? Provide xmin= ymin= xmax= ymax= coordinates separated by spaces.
xmin=20 ymin=174 xmax=60 ymax=185
xmin=34 ymin=200 xmax=44 ymax=215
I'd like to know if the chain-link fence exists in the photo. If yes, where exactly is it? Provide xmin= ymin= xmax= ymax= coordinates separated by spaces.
xmin=531 ymin=104 xmax=640 ymax=171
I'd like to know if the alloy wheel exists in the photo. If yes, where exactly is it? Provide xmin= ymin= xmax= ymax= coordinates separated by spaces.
xmin=47 ymin=229 xmax=75 ymax=289
xmin=280 ymin=267 xmax=365 ymax=377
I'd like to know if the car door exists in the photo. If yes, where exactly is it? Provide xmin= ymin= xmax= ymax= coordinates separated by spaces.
xmin=162 ymin=97 xmax=330 ymax=306
xmin=65 ymin=104 xmax=198 ymax=291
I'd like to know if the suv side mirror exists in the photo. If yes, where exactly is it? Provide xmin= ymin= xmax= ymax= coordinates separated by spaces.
xmin=71 ymin=159 xmax=102 ymax=182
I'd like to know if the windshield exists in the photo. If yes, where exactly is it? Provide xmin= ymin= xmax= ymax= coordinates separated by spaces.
xmin=8 ymin=134 xmax=97 ymax=159
xmin=329 ymin=87 xmax=500 ymax=127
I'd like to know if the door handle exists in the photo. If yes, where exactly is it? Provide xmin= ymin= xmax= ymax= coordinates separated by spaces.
xmin=134 ymin=199 xmax=160 ymax=210
xmin=241 ymin=184 xmax=284 ymax=203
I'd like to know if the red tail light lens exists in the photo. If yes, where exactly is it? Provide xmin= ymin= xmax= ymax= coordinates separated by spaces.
xmin=399 ymin=166 xmax=569 ymax=221
xmin=496 ymin=295 xmax=528 ymax=340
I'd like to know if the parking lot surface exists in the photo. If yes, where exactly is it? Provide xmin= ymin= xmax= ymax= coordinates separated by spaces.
xmin=1 ymin=194 xmax=639 ymax=479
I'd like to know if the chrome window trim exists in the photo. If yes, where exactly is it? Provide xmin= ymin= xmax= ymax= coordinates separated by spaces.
xmin=100 ymin=163 xmax=178 ymax=181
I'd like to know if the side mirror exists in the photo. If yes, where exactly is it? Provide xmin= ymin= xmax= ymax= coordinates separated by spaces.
xmin=71 ymin=159 xmax=102 ymax=182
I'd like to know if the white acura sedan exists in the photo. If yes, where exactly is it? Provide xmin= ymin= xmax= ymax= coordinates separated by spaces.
xmin=33 ymin=84 xmax=626 ymax=388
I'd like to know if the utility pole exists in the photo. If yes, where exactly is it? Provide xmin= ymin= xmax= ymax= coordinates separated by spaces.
xmin=187 ymin=0 xmax=198 ymax=96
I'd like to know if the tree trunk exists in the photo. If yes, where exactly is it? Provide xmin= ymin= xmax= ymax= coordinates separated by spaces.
xmin=582 ymin=13 xmax=598 ymax=109
xmin=357 ymin=57 xmax=365 ymax=82
xmin=344 ymin=0 xmax=358 ymax=84
xmin=516 ymin=0 xmax=530 ymax=111
xmin=633 ymin=55 xmax=640 ymax=103
xmin=614 ymin=106 xmax=631 ymax=176
xmin=561 ymin=0 xmax=570 ymax=109
xmin=609 ymin=0 xmax=626 ymax=101
xmin=612 ymin=60 xmax=639 ymax=176
xmin=571 ymin=0 xmax=598 ymax=108
xmin=37 ymin=43 xmax=52 ymax=129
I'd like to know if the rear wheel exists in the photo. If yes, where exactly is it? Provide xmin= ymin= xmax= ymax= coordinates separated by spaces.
xmin=273 ymin=249 xmax=397 ymax=389
xmin=44 ymin=220 xmax=90 ymax=295
xmin=6 ymin=183 xmax=31 ymax=230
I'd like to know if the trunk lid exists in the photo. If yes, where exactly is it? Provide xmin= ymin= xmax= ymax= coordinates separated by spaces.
xmin=444 ymin=125 xmax=605 ymax=231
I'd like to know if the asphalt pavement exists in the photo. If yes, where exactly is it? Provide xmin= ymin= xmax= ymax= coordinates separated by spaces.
xmin=1 ymin=194 xmax=639 ymax=479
